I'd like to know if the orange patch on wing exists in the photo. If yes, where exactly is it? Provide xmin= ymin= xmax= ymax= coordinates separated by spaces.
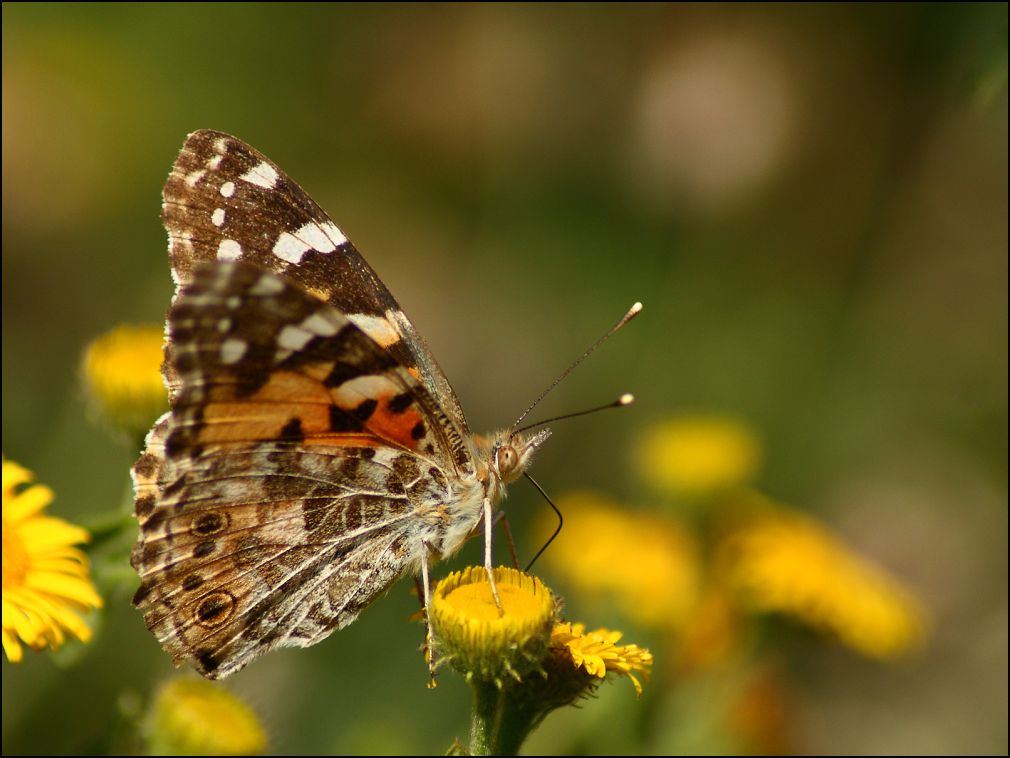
xmin=198 ymin=401 xmax=331 ymax=443
xmin=366 ymin=395 xmax=425 ymax=449
xmin=199 ymin=370 xmax=332 ymax=444
xmin=303 ymin=434 xmax=381 ymax=448
xmin=196 ymin=369 xmax=423 ymax=450
xmin=206 ymin=368 xmax=333 ymax=404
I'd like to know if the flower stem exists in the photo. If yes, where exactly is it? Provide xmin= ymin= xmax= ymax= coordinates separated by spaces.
xmin=469 ymin=680 xmax=533 ymax=756
xmin=469 ymin=679 xmax=499 ymax=756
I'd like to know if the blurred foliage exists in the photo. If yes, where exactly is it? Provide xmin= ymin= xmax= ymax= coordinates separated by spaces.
xmin=2 ymin=3 xmax=1006 ymax=755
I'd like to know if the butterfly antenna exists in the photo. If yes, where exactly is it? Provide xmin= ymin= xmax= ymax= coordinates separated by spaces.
xmin=512 ymin=302 xmax=643 ymax=429
xmin=514 ymin=393 xmax=634 ymax=436
xmin=523 ymin=472 xmax=563 ymax=572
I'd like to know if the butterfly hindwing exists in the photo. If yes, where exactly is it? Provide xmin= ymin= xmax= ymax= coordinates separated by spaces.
xmin=132 ymin=430 xmax=424 ymax=678
xmin=162 ymin=129 xmax=468 ymax=435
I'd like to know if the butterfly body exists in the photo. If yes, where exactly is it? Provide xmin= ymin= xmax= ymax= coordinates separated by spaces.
xmin=131 ymin=131 xmax=549 ymax=678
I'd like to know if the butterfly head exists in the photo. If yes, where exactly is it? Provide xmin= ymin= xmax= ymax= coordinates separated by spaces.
xmin=490 ymin=427 xmax=552 ymax=485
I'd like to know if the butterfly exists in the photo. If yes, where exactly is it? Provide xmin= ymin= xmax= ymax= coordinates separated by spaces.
xmin=130 ymin=130 xmax=557 ymax=679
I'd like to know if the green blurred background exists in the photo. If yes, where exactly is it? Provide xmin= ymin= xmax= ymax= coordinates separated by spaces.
xmin=2 ymin=3 xmax=1006 ymax=754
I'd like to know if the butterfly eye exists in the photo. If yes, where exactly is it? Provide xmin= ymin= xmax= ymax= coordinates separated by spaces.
xmin=497 ymin=445 xmax=517 ymax=476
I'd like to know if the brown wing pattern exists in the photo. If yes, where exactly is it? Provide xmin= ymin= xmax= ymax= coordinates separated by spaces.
xmin=131 ymin=262 xmax=467 ymax=677
xmin=161 ymin=129 xmax=468 ymax=435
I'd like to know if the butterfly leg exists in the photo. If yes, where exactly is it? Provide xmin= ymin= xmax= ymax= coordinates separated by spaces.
xmin=420 ymin=542 xmax=438 ymax=688
xmin=483 ymin=496 xmax=504 ymax=614
xmin=493 ymin=511 xmax=521 ymax=570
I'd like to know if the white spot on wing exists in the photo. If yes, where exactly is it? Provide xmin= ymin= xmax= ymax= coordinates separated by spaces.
xmin=277 ymin=324 xmax=314 ymax=352
xmin=217 ymin=239 xmax=242 ymax=261
xmin=216 ymin=317 xmax=232 ymax=333
xmin=211 ymin=208 xmax=226 ymax=227
xmin=330 ymin=375 xmax=400 ymax=406
xmin=220 ymin=338 xmax=247 ymax=364
xmin=273 ymin=311 xmax=341 ymax=363
xmin=184 ymin=169 xmax=205 ymax=187
xmin=321 ymin=221 xmax=348 ymax=248
xmin=386 ymin=309 xmax=414 ymax=344
xmin=386 ymin=309 xmax=411 ymax=330
xmin=299 ymin=221 xmax=346 ymax=253
xmin=226 ymin=295 xmax=241 ymax=309
xmin=348 ymin=313 xmax=400 ymax=348
xmin=303 ymin=312 xmax=339 ymax=337
xmin=207 ymin=154 xmax=224 ymax=170
xmin=214 ymin=137 xmax=229 ymax=152
xmin=220 ymin=181 xmax=235 ymax=198
xmin=272 ymin=231 xmax=308 ymax=264
xmin=250 ymin=274 xmax=285 ymax=296
xmin=271 ymin=221 xmax=349 ymax=264
xmin=239 ymin=161 xmax=279 ymax=189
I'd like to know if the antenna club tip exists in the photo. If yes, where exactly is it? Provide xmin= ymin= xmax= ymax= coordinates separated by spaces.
xmin=618 ymin=393 xmax=635 ymax=406
xmin=629 ymin=302 xmax=643 ymax=315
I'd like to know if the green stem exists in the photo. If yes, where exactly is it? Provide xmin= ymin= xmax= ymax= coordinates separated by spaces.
xmin=469 ymin=679 xmax=501 ymax=756
xmin=469 ymin=680 xmax=536 ymax=756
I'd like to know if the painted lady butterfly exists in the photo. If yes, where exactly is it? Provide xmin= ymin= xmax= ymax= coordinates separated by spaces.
xmin=131 ymin=130 xmax=634 ymax=679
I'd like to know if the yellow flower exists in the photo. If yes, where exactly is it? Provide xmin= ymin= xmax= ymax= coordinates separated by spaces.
xmin=720 ymin=506 xmax=927 ymax=659
xmin=636 ymin=415 xmax=761 ymax=497
xmin=429 ymin=566 xmax=556 ymax=685
xmin=430 ymin=569 xmax=652 ymax=754
xmin=147 ymin=677 xmax=267 ymax=756
xmin=537 ymin=491 xmax=700 ymax=629
xmin=82 ymin=324 xmax=167 ymax=440
xmin=551 ymin=622 xmax=653 ymax=696
xmin=2 ymin=457 xmax=103 ymax=662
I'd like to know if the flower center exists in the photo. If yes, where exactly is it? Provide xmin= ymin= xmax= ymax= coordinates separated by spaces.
xmin=443 ymin=578 xmax=546 ymax=622
xmin=2 ymin=513 xmax=29 ymax=589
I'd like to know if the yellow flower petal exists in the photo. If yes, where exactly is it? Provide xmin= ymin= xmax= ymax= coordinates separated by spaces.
xmin=82 ymin=324 xmax=168 ymax=441
xmin=2 ymin=455 xmax=103 ymax=662
xmin=147 ymin=678 xmax=267 ymax=755
xmin=2 ymin=627 xmax=24 ymax=662
xmin=19 ymin=517 xmax=91 ymax=551
xmin=25 ymin=571 xmax=104 ymax=609
xmin=636 ymin=415 xmax=762 ymax=497
xmin=2 ymin=459 xmax=34 ymax=495
xmin=537 ymin=491 xmax=701 ymax=629
xmin=720 ymin=504 xmax=927 ymax=659
xmin=3 ymin=483 xmax=53 ymax=522
xmin=551 ymin=622 xmax=653 ymax=696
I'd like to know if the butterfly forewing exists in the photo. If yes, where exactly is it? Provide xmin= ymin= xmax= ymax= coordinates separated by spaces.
xmin=162 ymin=129 xmax=468 ymax=435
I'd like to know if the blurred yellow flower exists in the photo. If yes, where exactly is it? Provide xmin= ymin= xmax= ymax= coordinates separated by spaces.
xmin=429 ymin=566 xmax=556 ymax=685
xmin=147 ymin=677 xmax=267 ymax=756
xmin=2 ymin=456 xmax=103 ymax=662
xmin=539 ymin=491 xmax=700 ymax=628
xmin=82 ymin=324 xmax=167 ymax=440
xmin=720 ymin=507 xmax=927 ymax=659
xmin=551 ymin=622 xmax=653 ymax=696
xmin=635 ymin=415 xmax=761 ymax=497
